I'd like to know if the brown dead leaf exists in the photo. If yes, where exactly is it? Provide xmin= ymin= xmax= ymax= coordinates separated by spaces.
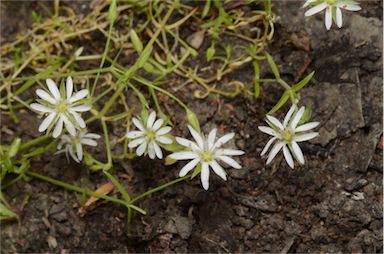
xmin=78 ymin=181 xmax=114 ymax=215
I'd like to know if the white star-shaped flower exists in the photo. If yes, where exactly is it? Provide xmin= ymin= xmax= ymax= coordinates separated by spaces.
xmin=258 ymin=105 xmax=319 ymax=169
xmin=127 ymin=111 xmax=173 ymax=159
xmin=30 ymin=77 xmax=91 ymax=138
xmin=169 ymin=125 xmax=245 ymax=190
xmin=57 ymin=130 xmax=101 ymax=163
xmin=304 ymin=0 xmax=361 ymax=30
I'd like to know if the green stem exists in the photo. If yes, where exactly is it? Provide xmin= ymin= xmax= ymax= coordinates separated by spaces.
xmin=130 ymin=175 xmax=190 ymax=204
xmin=26 ymin=171 xmax=145 ymax=214
xmin=101 ymin=120 xmax=112 ymax=167
xmin=20 ymin=135 xmax=51 ymax=151
xmin=91 ymin=22 xmax=114 ymax=97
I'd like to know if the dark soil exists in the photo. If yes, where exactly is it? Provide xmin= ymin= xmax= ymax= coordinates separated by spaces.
xmin=1 ymin=0 xmax=383 ymax=253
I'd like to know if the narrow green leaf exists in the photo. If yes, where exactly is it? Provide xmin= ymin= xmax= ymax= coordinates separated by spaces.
xmin=165 ymin=155 xmax=177 ymax=166
xmin=130 ymin=29 xmax=143 ymax=53
xmin=8 ymin=138 xmax=21 ymax=158
xmin=292 ymin=71 xmax=315 ymax=92
xmin=191 ymin=164 xmax=202 ymax=179
xmin=252 ymin=61 xmax=261 ymax=98
xmin=201 ymin=0 xmax=211 ymax=18
xmin=186 ymin=109 xmax=200 ymax=133
xmin=0 ymin=203 xmax=17 ymax=219
xmin=268 ymin=91 xmax=289 ymax=114
xmin=265 ymin=52 xmax=280 ymax=79
xmin=103 ymin=171 xmax=131 ymax=202
xmin=108 ymin=0 xmax=118 ymax=22
xmin=136 ymin=44 xmax=153 ymax=69
xmin=206 ymin=44 xmax=215 ymax=61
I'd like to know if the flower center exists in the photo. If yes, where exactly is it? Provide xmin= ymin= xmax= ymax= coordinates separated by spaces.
xmin=146 ymin=129 xmax=156 ymax=140
xmin=201 ymin=151 xmax=213 ymax=162
xmin=282 ymin=129 xmax=294 ymax=142
xmin=56 ymin=100 xmax=69 ymax=113
xmin=326 ymin=0 xmax=335 ymax=5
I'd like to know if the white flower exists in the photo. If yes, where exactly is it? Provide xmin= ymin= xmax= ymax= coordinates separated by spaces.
xmin=169 ymin=125 xmax=245 ymax=190
xmin=127 ymin=111 xmax=173 ymax=159
xmin=258 ymin=105 xmax=319 ymax=169
xmin=30 ymin=77 xmax=91 ymax=138
xmin=57 ymin=130 xmax=101 ymax=163
xmin=304 ymin=0 xmax=361 ymax=30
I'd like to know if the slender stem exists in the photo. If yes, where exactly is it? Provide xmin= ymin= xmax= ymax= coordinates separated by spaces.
xmin=130 ymin=175 xmax=190 ymax=204
xmin=91 ymin=22 xmax=114 ymax=96
xmin=27 ymin=171 xmax=145 ymax=214
xmin=101 ymin=119 xmax=112 ymax=167
xmin=20 ymin=135 xmax=51 ymax=151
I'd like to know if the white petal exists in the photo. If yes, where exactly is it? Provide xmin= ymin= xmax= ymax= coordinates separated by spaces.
xmin=266 ymin=142 xmax=284 ymax=164
xmin=52 ymin=117 xmax=64 ymax=138
xmin=71 ymin=105 xmax=91 ymax=112
xmin=266 ymin=115 xmax=284 ymax=130
xmin=136 ymin=140 xmax=147 ymax=156
xmin=81 ymin=138 xmax=98 ymax=146
xmin=152 ymin=118 xmax=164 ymax=131
xmin=62 ymin=114 xmax=76 ymax=136
xmin=175 ymin=137 xmax=200 ymax=151
xmin=283 ymin=145 xmax=294 ymax=169
xmin=147 ymin=111 xmax=156 ymax=128
xmin=187 ymin=125 xmax=204 ymax=150
xmin=148 ymin=142 xmax=155 ymax=159
xmin=207 ymin=128 xmax=217 ymax=149
xmin=36 ymin=89 xmax=57 ymax=104
xmin=216 ymin=149 xmax=245 ymax=156
xmin=128 ymin=137 xmax=146 ymax=148
xmin=325 ymin=6 xmax=332 ymax=30
xmin=69 ymin=110 xmax=86 ymax=128
xmin=156 ymin=126 xmax=172 ymax=135
xmin=295 ymin=122 xmax=320 ymax=132
xmin=46 ymin=79 xmax=61 ymax=100
xmin=303 ymin=0 xmax=317 ymax=8
xmin=217 ymin=155 xmax=241 ymax=169
xmin=258 ymin=126 xmax=277 ymax=136
xmin=68 ymin=89 xmax=89 ymax=103
xmin=294 ymin=132 xmax=319 ymax=142
xmin=38 ymin=112 xmax=57 ymax=132
xmin=210 ymin=160 xmax=227 ymax=181
xmin=153 ymin=141 xmax=163 ymax=159
xmin=66 ymin=76 xmax=73 ymax=99
xmin=76 ymin=142 xmax=83 ymax=161
xmin=283 ymin=104 xmax=297 ymax=127
xmin=169 ymin=151 xmax=198 ymax=160
xmin=69 ymin=145 xmax=80 ymax=163
xmin=83 ymin=133 xmax=101 ymax=139
xmin=336 ymin=7 xmax=343 ymax=28
xmin=156 ymin=135 xmax=173 ymax=144
xmin=179 ymin=158 xmax=200 ymax=177
xmin=290 ymin=141 xmax=305 ymax=165
xmin=289 ymin=106 xmax=305 ymax=129
xmin=30 ymin=103 xmax=54 ymax=113
xmin=339 ymin=4 xmax=361 ymax=11
xmin=304 ymin=2 xmax=327 ymax=16
xmin=127 ymin=131 xmax=144 ymax=139
xmin=132 ymin=118 xmax=145 ymax=131
xmin=213 ymin=132 xmax=235 ymax=149
xmin=201 ymin=163 xmax=210 ymax=190
xmin=261 ymin=137 xmax=277 ymax=156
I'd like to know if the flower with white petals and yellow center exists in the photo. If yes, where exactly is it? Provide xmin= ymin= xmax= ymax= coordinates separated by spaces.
xmin=169 ymin=125 xmax=245 ymax=190
xmin=30 ymin=77 xmax=91 ymax=138
xmin=57 ymin=130 xmax=101 ymax=163
xmin=126 ymin=111 xmax=173 ymax=159
xmin=303 ymin=0 xmax=361 ymax=30
xmin=258 ymin=104 xmax=320 ymax=169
